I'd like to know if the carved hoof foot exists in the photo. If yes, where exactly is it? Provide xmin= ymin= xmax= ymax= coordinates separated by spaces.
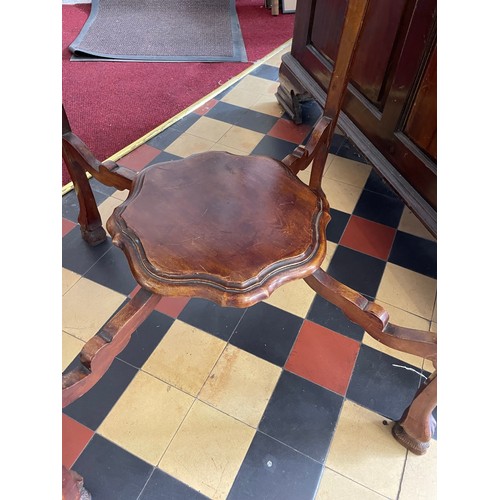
xmin=392 ymin=422 xmax=430 ymax=455
xmin=81 ymin=225 xmax=107 ymax=246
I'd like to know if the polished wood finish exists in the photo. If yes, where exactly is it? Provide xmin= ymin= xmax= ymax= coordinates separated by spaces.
xmin=277 ymin=0 xmax=437 ymax=237
xmin=63 ymin=2 xmax=436 ymax=496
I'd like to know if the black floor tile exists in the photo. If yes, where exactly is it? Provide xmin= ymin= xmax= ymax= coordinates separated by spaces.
xmin=227 ymin=431 xmax=323 ymax=500
xmin=63 ymin=358 xmax=138 ymax=430
xmin=325 ymin=208 xmax=350 ymax=243
xmin=145 ymin=127 xmax=186 ymax=150
xmin=328 ymin=134 xmax=350 ymax=155
xmin=251 ymin=135 xmax=298 ymax=160
xmin=62 ymin=188 xmax=108 ymax=224
xmin=177 ymin=298 xmax=246 ymax=341
xmin=139 ymin=468 xmax=208 ymax=500
xmin=62 ymin=227 xmax=113 ymax=276
xmin=306 ymin=297 xmax=365 ymax=342
xmin=213 ymin=82 xmax=239 ymax=99
xmin=259 ymin=370 xmax=343 ymax=462
xmin=235 ymin=108 xmax=279 ymax=134
xmin=205 ymin=101 xmax=248 ymax=125
xmin=326 ymin=245 xmax=386 ymax=300
xmin=353 ymin=189 xmax=405 ymax=228
xmin=389 ymin=231 xmax=437 ymax=279
xmin=90 ymin=177 xmax=119 ymax=198
xmin=72 ymin=434 xmax=153 ymax=500
xmin=299 ymin=100 xmax=322 ymax=126
xmin=335 ymin=137 xmax=370 ymax=164
xmin=83 ymin=244 xmax=138 ymax=295
xmin=118 ymin=310 xmax=174 ymax=369
xmin=229 ymin=302 xmax=302 ymax=366
xmin=250 ymin=64 xmax=279 ymax=81
xmin=347 ymin=344 xmax=423 ymax=421
xmin=363 ymin=170 xmax=400 ymax=199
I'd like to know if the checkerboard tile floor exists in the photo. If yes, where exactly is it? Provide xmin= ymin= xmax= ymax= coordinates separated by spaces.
xmin=62 ymin=47 xmax=437 ymax=499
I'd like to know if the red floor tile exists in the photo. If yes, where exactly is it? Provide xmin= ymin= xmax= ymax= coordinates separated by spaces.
xmin=116 ymin=144 xmax=162 ymax=171
xmin=62 ymin=414 xmax=94 ymax=469
xmin=193 ymin=98 xmax=219 ymax=115
xmin=129 ymin=286 xmax=190 ymax=318
xmin=63 ymin=217 xmax=76 ymax=237
xmin=339 ymin=215 xmax=396 ymax=261
xmin=267 ymin=118 xmax=311 ymax=144
xmin=285 ymin=320 xmax=360 ymax=396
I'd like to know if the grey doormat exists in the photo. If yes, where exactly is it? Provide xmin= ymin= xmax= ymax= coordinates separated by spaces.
xmin=70 ymin=0 xmax=247 ymax=62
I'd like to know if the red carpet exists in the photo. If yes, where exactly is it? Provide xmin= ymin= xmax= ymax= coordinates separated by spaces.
xmin=62 ymin=1 xmax=295 ymax=186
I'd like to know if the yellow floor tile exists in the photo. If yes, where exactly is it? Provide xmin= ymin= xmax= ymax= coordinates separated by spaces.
xmin=209 ymin=143 xmax=249 ymax=156
xmin=324 ymin=155 xmax=372 ymax=188
xmin=250 ymin=94 xmax=284 ymax=117
xmin=62 ymin=331 xmax=84 ymax=371
xmin=62 ymin=277 xmax=126 ymax=342
xmin=263 ymin=242 xmax=336 ymax=317
xmin=265 ymin=45 xmax=291 ymax=67
xmin=217 ymin=125 xmax=265 ymax=154
xmin=325 ymin=401 xmax=407 ymax=499
xmin=142 ymin=320 xmax=226 ymax=396
xmin=362 ymin=300 xmax=432 ymax=369
xmin=376 ymin=263 xmax=437 ymax=320
xmin=62 ymin=268 xmax=81 ymax=295
xmin=316 ymin=468 xmax=387 ymax=500
xmin=399 ymin=442 xmax=437 ymax=500
xmin=97 ymin=196 xmax=125 ymax=236
xmin=97 ymin=371 xmax=194 ymax=465
xmin=235 ymin=75 xmax=279 ymax=96
xmin=198 ymin=345 xmax=281 ymax=427
xmin=111 ymin=188 xmax=129 ymax=202
xmin=158 ymin=399 xmax=255 ymax=499
xmin=164 ymin=133 xmax=215 ymax=157
xmin=398 ymin=206 xmax=436 ymax=241
xmin=185 ymin=116 xmax=233 ymax=143
xmin=221 ymin=86 xmax=262 ymax=109
xmin=320 ymin=176 xmax=364 ymax=214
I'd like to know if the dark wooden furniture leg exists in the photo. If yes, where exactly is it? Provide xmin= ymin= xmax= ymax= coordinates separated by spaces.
xmin=305 ymin=269 xmax=437 ymax=454
xmin=62 ymin=107 xmax=134 ymax=246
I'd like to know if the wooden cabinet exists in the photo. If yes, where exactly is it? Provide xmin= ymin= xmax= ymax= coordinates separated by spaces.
xmin=277 ymin=0 xmax=437 ymax=236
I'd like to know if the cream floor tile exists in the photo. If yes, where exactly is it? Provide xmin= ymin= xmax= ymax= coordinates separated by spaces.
xmin=164 ymin=133 xmax=215 ymax=157
xmin=399 ymin=442 xmax=437 ymax=500
xmin=62 ymin=268 xmax=81 ymax=295
xmin=235 ymin=75 xmax=279 ymax=96
xmin=62 ymin=277 xmax=126 ymax=342
xmin=326 ymin=401 xmax=407 ymax=499
xmin=398 ymin=206 xmax=436 ymax=241
xmin=199 ymin=345 xmax=281 ymax=427
xmin=62 ymin=331 xmax=84 ymax=371
xmin=362 ymin=300 xmax=432 ymax=369
xmin=142 ymin=320 xmax=226 ymax=396
xmin=316 ymin=468 xmax=387 ymax=500
xmin=111 ymin=188 xmax=129 ymax=202
xmin=220 ymin=86 xmax=263 ymax=108
xmin=98 ymin=196 xmax=125 ymax=236
xmin=209 ymin=143 xmax=249 ymax=156
xmin=321 ymin=176 xmax=364 ymax=214
xmin=97 ymin=371 xmax=194 ymax=465
xmin=217 ymin=126 xmax=265 ymax=154
xmin=249 ymin=94 xmax=284 ymax=117
xmin=263 ymin=242 xmax=336 ymax=317
xmin=265 ymin=45 xmax=291 ymax=67
xmin=376 ymin=263 xmax=437 ymax=320
xmin=324 ymin=155 xmax=372 ymax=188
xmin=432 ymin=299 xmax=437 ymax=324
xmin=185 ymin=116 xmax=233 ymax=143
xmin=159 ymin=400 xmax=255 ymax=500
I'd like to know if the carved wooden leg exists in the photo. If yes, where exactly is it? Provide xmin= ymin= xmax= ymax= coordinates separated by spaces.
xmin=393 ymin=372 xmax=437 ymax=455
xmin=63 ymin=154 xmax=106 ymax=246
xmin=304 ymin=269 xmax=437 ymax=454
xmin=62 ymin=288 xmax=161 ymax=499
xmin=63 ymin=288 xmax=161 ymax=407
